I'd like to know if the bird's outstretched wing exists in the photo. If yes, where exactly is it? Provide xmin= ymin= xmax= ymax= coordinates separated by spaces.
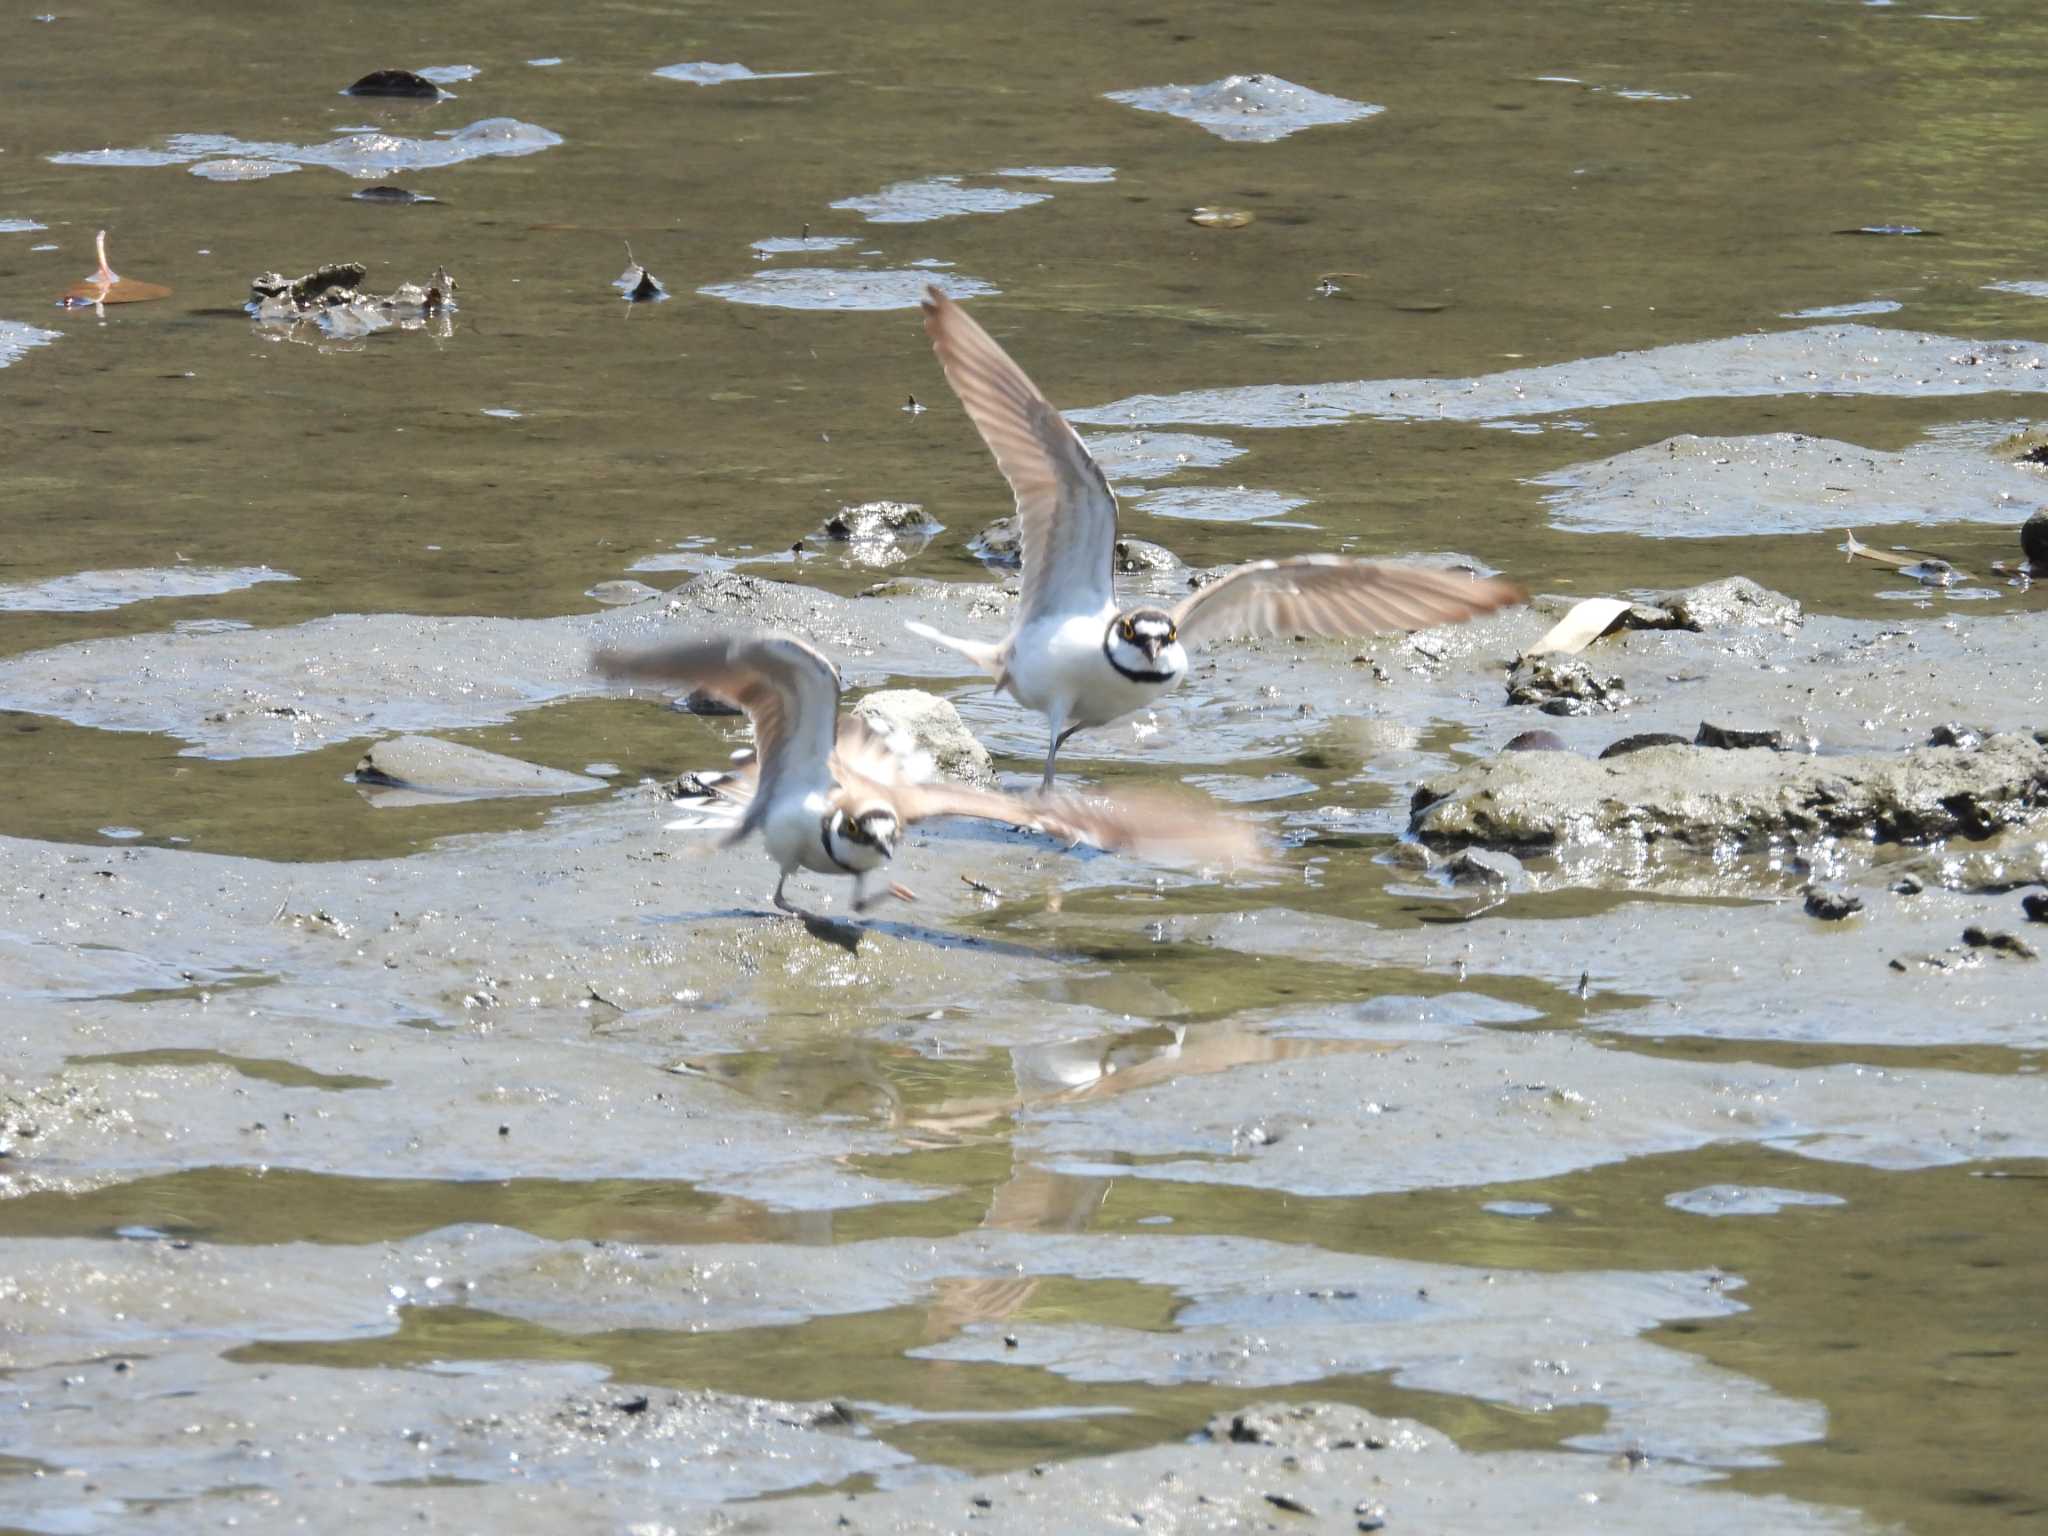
xmin=885 ymin=778 xmax=1267 ymax=869
xmin=594 ymin=631 xmax=842 ymax=843
xmin=923 ymin=287 xmax=1118 ymax=626
xmin=1173 ymin=555 xmax=1525 ymax=650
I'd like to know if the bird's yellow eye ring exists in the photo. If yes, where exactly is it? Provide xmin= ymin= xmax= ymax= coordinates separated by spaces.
xmin=1119 ymin=619 xmax=1135 ymax=639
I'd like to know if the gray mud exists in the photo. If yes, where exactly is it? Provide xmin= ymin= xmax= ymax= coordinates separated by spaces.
xmin=6 ymin=6 xmax=2047 ymax=1530
xmin=1537 ymin=431 xmax=2047 ymax=537
xmin=1104 ymin=74 xmax=1385 ymax=142
xmin=698 ymin=267 xmax=999 ymax=311
xmin=48 ymin=119 xmax=564 ymax=178
xmin=1071 ymin=325 xmax=2048 ymax=431
xmin=830 ymin=176 xmax=1054 ymax=224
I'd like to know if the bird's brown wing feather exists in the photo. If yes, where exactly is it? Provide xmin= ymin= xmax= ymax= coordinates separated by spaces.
xmin=922 ymin=288 xmax=1118 ymax=625
xmin=888 ymin=780 xmax=1266 ymax=868
xmin=594 ymin=631 xmax=841 ymax=842
xmin=1173 ymin=555 xmax=1524 ymax=649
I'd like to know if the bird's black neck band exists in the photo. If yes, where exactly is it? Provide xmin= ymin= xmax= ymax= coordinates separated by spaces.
xmin=1102 ymin=626 xmax=1176 ymax=685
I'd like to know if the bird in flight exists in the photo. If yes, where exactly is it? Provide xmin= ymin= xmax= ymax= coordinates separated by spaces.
xmin=908 ymin=288 xmax=1526 ymax=789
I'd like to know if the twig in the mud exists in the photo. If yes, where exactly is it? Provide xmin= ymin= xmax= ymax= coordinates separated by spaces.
xmin=960 ymin=873 xmax=1004 ymax=898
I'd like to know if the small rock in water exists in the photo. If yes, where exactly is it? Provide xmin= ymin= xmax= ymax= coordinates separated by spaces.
xmin=1445 ymin=849 xmax=1521 ymax=888
xmin=1892 ymin=873 xmax=1925 ymax=896
xmin=1505 ymin=656 xmax=1627 ymax=716
xmin=2022 ymin=510 xmax=2048 ymax=570
xmin=1695 ymin=722 xmax=1792 ymax=751
xmin=1963 ymin=926 xmax=2038 ymax=958
xmin=352 ymin=736 xmax=605 ymax=804
xmin=1599 ymin=732 xmax=1689 ymax=759
xmin=344 ymin=68 xmax=444 ymax=99
xmin=821 ymin=500 xmax=936 ymax=566
xmin=1114 ymin=537 xmax=1181 ymax=573
xmin=353 ymin=185 xmax=439 ymax=205
xmin=1928 ymin=722 xmax=1984 ymax=749
xmin=1502 ymin=729 xmax=1569 ymax=752
xmin=1803 ymin=886 xmax=1864 ymax=921
xmin=1654 ymin=576 xmax=1802 ymax=631
xmin=1189 ymin=206 xmax=1255 ymax=229
xmin=851 ymin=689 xmax=994 ymax=787
xmin=2022 ymin=892 xmax=2048 ymax=923
xmin=971 ymin=516 xmax=1022 ymax=568
xmin=679 ymin=688 xmax=742 ymax=717
xmin=248 ymin=260 xmax=456 ymax=342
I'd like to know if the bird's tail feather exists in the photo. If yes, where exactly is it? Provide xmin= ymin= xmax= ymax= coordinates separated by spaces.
xmin=905 ymin=619 xmax=1004 ymax=678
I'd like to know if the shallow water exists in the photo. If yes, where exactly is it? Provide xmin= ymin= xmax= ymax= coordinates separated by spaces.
xmin=3 ymin=0 xmax=2047 ymax=1531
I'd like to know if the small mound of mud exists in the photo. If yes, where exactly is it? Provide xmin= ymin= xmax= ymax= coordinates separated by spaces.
xmin=1105 ymin=74 xmax=1385 ymax=142
xmin=698 ymin=267 xmax=996 ymax=312
xmin=1134 ymin=486 xmax=1310 ymax=523
xmin=829 ymin=175 xmax=1050 ymax=223
xmin=653 ymin=61 xmax=819 ymax=85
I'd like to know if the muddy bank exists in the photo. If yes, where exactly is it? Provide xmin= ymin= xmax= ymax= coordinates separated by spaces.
xmin=1534 ymin=430 xmax=2047 ymax=537
xmin=1411 ymin=733 xmax=2048 ymax=853
xmin=83 ymin=1402 xmax=1872 ymax=1535
xmin=1068 ymin=324 xmax=2048 ymax=430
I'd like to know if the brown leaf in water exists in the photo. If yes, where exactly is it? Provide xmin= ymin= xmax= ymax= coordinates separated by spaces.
xmin=58 ymin=230 xmax=171 ymax=307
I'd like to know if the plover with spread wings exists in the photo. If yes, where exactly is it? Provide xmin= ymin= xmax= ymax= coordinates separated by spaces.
xmin=596 ymin=630 xmax=1261 ymax=917
xmin=909 ymin=288 xmax=1527 ymax=789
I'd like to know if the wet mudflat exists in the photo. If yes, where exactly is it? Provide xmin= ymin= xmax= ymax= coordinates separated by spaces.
xmin=3 ymin=0 xmax=2048 ymax=1531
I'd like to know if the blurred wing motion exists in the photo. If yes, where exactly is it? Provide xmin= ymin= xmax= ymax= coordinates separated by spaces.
xmin=594 ymin=631 xmax=841 ymax=843
xmin=921 ymin=287 xmax=1118 ymax=625
xmin=892 ymin=779 xmax=1267 ymax=868
xmin=1174 ymin=555 xmax=1525 ymax=650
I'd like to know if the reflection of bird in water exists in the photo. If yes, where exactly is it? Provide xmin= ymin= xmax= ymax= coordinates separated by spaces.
xmin=913 ymin=1025 xmax=1384 ymax=1342
xmin=596 ymin=630 xmax=1262 ymax=919
xmin=907 ymin=287 xmax=1527 ymax=789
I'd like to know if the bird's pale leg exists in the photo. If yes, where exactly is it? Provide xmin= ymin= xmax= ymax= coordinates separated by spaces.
xmin=1038 ymin=724 xmax=1082 ymax=794
xmin=772 ymin=875 xmax=801 ymax=915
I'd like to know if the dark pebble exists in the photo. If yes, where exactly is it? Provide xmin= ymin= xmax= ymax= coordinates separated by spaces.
xmin=1599 ymin=732 xmax=1689 ymax=759
xmin=344 ymin=68 xmax=443 ymax=99
xmin=1114 ymin=537 xmax=1180 ymax=573
xmin=680 ymin=688 xmax=742 ymax=716
xmin=1928 ymin=722 xmax=1983 ymax=749
xmin=1892 ymin=874 xmax=1925 ymax=896
xmin=1264 ymin=1493 xmax=1314 ymax=1515
xmin=1696 ymin=722 xmax=1790 ymax=751
xmin=1803 ymin=886 xmax=1864 ymax=921
xmin=352 ymin=186 xmax=438 ymax=205
xmin=2023 ymin=892 xmax=2048 ymax=923
xmin=1963 ymin=926 xmax=2039 ymax=958
xmin=614 ymin=1395 xmax=650 ymax=1415
xmin=1502 ymin=729 xmax=1568 ymax=752
xmin=1446 ymin=849 xmax=1519 ymax=888
xmin=2023 ymin=510 xmax=2048 ymax=570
